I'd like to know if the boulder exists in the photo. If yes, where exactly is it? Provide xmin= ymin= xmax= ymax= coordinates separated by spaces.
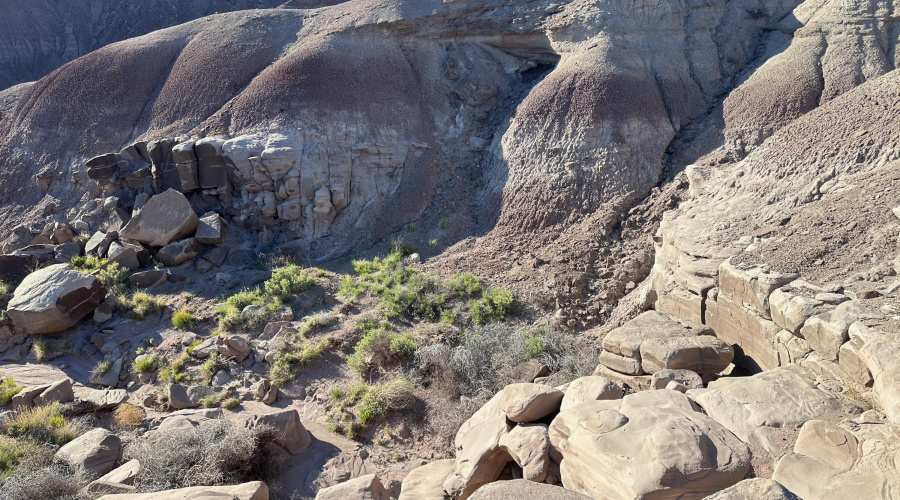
xmin=0 ymin=253 xmax=33 ymax=279
xmin=107 ymin=241 xmax=140 ymax=271
xmin=95 ymin=481 xmax=269 ymax=500
xmin=236 ymin=408 xmax=311 ymax=455
xmin=167 ymin=384 xmax=219 ymax=410
xmin=56 ymin=428 xmax=122 ymax=477
xmin=651 ymin=369 xmax=703 ymax=390
xmin=444 ymin=392 xmax=513 ymax=499
xmin=468 ymin=480 xmax=593 ymax=500
xmin=6 ymin=264 xmax=106 ymax=334
xmin=120 ymin=189 xmax=199 ymax=247
xmin=81 ymin=389 xmax=128 ymax=410
xmin=398 ymin=459 xmax=455 ymax=500
xmin=157 ymin=238 xmax=202 ymax=267
xmin=499 ymin=383 xmax=564 ymax=423
xmin=639 ymin=335 xmax=734 ymax=374
xmin=800 ymin=301 xmax=881 ymax=362
xmin=96 ymin=459 xmax=140 ymax=486
xmin=769 ymin=289 xmax=823 ymax=334
xmin=692 ymin=365 xmax=842 ymax=453
xmin=717 ymin=261 xmax=798 ymax=318
xmin=315 ymin=474 xmax=390 ymax=500
xmin=129 ymin=269 xmax=167 ymax=288
xmin=859 ymin=337 xmax=900 ymax=424
xmin=559 ymin=376 xmax=623 ymax=411
xmin=601 ymin=310 xmax=701 ymax=375
xmin=498 ymin=423 xmax=549 ymax=482
xmin=33 ymin=378 xmax=75 ymax=406
xmin=54 ymin=242 xmax=81 ymax=263
xmin=195 ymin=212 xmax=224 ymax=245
xmin=772 ymin=419 xmax=900 ymax=499
xmin=90 ymin=358 xmax=122 ymax=387
xmin=217 ymin=334 xmax=251 ymax=362
xmin=702 ymin=478 xmax=798 ymax=500
xmin=85 ymin=231 xmax=118 ymax=257
xmin=85 ymin=481 xmax=136 ymax=496
xmin=555 ymin=391 xmax=751 ymax=500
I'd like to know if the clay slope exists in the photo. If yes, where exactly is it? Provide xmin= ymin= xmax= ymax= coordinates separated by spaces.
xmin=0 ymin=0 xmax=351 ymax=91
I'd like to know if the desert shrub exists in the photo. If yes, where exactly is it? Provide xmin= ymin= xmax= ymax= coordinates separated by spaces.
xmin=414 ymin=324 xmax=596 ymax=400
xmin=426 ymin=397 xmax=485 ymax=452
xmin=201 ymin=390 xmax=233 ymax=409
xmin=0 ymin=463 xmax=86 ymax=500
xmin=438 ymin=217 xmax=450 ymax=230
xmin=0 ymin=376 xmax=23 ymax=406
xmin=91 ymin=360 xmax=113 ymax=378
xmin=159 ymin=356 xmax=189 ymax=384
xmin=2 ymin=403 xmax=79 ymax=447
xmin=172 ymin=308 xmax=195 ymax=329
xmin=327 ymin=376 xmax=415 ymax=439
xmin=264 ymin=264 xmax=315 ymax=301
xmin=403 ymin=223 xmax=417 ymax=233
xmin=389 ymin=333 xmax=417 ymax=357
xmin=132 ymin=355 xmax=157 ymax=373
xmin=222 ymin=398 xmax=240 ymax=410
xmin=0 ymin=435 xmax=31 ymax=479
xmin=216 ymin=288 xmax=273 ymax=331
xmin=128 ymin=418 xmax=283 ymax=493
xmin=448 ymin=273 xmax=483 ymax=296
xmin=113 ymin=404 xmax=146 ymax=428
xmin=97 ymin=262 xmax=129 ymax=293
xmin=0 ymin=280 xmax=12 ymax=316
xmin=468 ymin=287 xmax=515 ymax=325
xmin=200 ymin=354 xmax=226 ymax=386
xmin=123 ymin=292 xmax=166 ymax=320
xmin=389 ymin=237 xmax=414 ymax=256
xmin=69 ymin=255 xmax=106 ymax=273
xmin=32 ymin=340 xmax=52 ymax=362
xmin=269 ymin=312 xmax=337 ymax=387
xmin=428 ymin=239 xmax=438 ymax=248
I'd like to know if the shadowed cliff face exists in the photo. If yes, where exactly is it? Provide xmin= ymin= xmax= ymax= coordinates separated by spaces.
xmin=0 ymin=0 xmax=349 ymax=90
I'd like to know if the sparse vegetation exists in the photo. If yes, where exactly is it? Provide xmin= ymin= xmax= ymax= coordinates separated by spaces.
xmin=32 ymin=341 xmax=52 ymax=362
xmin=263 ymin=264 xmax=316 ymax=301
xmin=2 ymin=403 xmax=79 ymax=447
xmin=91 ymin=360 xmax=113 ymax=378
xmin=403 ymin=222 xmax=417 ymax=233
xmin=128 ymin=418 xmax=283 ymax=493
xmin=0 ymin=280 xmax=12 ymax=324
xmin=97 ymin=262 xmax=129 ymax=293
xmin=0 ymin=375 xmax=22 ymax=406
xmin=200 ymin=354 xmax=226 ymax=386
xmin=216 ymin=264 xmax=317 ymax=332
xmin=120 ymin=291 xmax=166 ymax=320
xmin=69 ymin=255 xmax=106 ymax=273
xmin=428 ymin=239 xmax=438 ymax=248
xmin=326 ymin=375 xmax=415 ymax=439
xmin=132 ymin=355 xmax=157 ymax=373
xmin=113 ymin=403 xmax=145 ymax=428
xmin=159 ymin=356 xmax=189 ymax=384
xmin=201 ymin=390 xmax=234 ymax=409
xmin=172 ymin=308 xmax=195 ymax=329
xmin=269 ymin=312 xmax=338 ymax=387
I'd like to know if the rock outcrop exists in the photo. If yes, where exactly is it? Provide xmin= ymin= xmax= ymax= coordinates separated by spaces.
xmin=95 ymin=481 xmax=269 ymax=500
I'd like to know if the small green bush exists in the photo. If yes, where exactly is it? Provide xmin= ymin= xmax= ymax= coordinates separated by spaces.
xmin=91 ymin=360 xmax=113 ymax=378
xmin=172 ymin=308 xmax=195 ymax=329
xmin=32 ymin=341 xmax=52 ymax=362
xmin=270 ymin=337 xmax=332 ymax=388
xmin=428 ymin=239 xmax=438 ymax=248
xmin=0 ymin=376 xmax=22 ymax=406
xmin=132 ymin=355 xmax=156 ymax=373
xmin=438 ymin=217 xmax=450 ymax=230
xmin=523 ymin=332 xmax=546 ymax=358
xmin=264 ymin=264 xmax=315 ymax=301
xmin=222 ymin=398 xmax=240 ymax=410
xmin=389 ymin=333 xmax=417 ymax=357
xmin=3 ymin=403 xmax=78 ymax=446
xmin=98 ymin=262 xmax=129 ymax=292
xmin=124 ymin=292 xmax=166 ymax=320
xmin=403 ymin=223 xmax=417 ymax=233
xmin=69 ymin=255 xmax=106 ymax=273
xmin=200 ymin=354 xmax=226 ymax=386
xmin=449 ymin=273 xmax=483 ymax=296
xmin=358 ymin=377 xmax=414 ymax=425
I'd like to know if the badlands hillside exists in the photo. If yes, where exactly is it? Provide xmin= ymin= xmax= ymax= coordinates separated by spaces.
xmin=0 ymin=0 xmax=898 ymax=498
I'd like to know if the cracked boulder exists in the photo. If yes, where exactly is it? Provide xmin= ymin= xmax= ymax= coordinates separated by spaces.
xmin=120 ymin=189 xmax=198 ymax=246
xmin=6 ymin=264 xmax=106 ymax=334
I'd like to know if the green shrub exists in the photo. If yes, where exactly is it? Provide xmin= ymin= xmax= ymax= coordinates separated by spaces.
xmin=403 ymin=223 xmax=417 ymax=233
xmin=428 ymin=239 xmax=438 ymax=248
xmin=69 ymin=255 xmax=106 ymax=273
xmin=186 ymin=339 xmax=203 ymax=356
xmin=389 ymin=333 xmax=417 ymax=357
xmin=159 ymin=357 xmax=188 ymax=384
xmin=98 ymin=262 xmax=129 ymax=292
xmin=438 ymin=217 xmax=450 ymax=230
xmin=91 ymin=360 xmax=113 ymax=378
xmin=200 ymin=354 xmax=226 ymax=386
xmin=389 ymin=237 xmax=414 ymax=256
xmin=201 ymin=390 xmax=233 ymax=409
xmin=124 ymin=291 xmax=166 ymax=320
xmin=132 ymin=355 xmax=156 ymax=373
xmin=264 ymin=264 xmax=315 ymax=301
xmin=523 ymin=332 xmax=546 ymax=358
xmin=270 ymin=337 xmax=332 ymax=388
xmin=358 ymin=377 xmax=414 ymax=425
xmin=0 ymin=376 xmax=22 ymax=406
xmin=3 ymin=403 xmax=78 ymax=446
xmin=449 ymin=273 xmax=483 ymax=296
xmin=172 ymin=308 xmax=195 ymax=329
xmin=0 ymin=435 xmax=32 ymax=480
xmin=0 ymin=280 xmax=12 ymax=312
xmin=32 ymin=341 xmax=52 ymax=362
xmin=222 ymin=398 xmax=240 ymax=410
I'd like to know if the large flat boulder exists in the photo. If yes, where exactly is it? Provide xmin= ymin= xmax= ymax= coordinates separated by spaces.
xmin=499 ymin=383 xmax=563 ymax=423
xmin=702 ymin=478 xmax=798 ymax=500
xmin=6 ymin=264 xmax=106 ymax=334
xmin=555 ymin=390 xmax=751 ymax=500
xmin=120 ymin=189 xmax=198 ymax=247
xmin=858 ymin=337 xmax=900 ymax=424
xmin=639 ymin=335 xmax=734 ymax=374
xmin=234 ymin=407 xmax=312 ymax=455
xmin=560 ymin=376 xmax=623 ymax=411
xmin=772 ymin=418 xmax=900 ymax=500
xmin=314 ymin=474 xmax=390 ymax=500
xmin=96 ymin=481 xmax=269 ymax=499
xmin=692 ymin=365 xmax=842 ymax=453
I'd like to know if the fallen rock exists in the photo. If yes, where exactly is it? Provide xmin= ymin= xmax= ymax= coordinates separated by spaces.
xmin=556 ymin=390 xmax=751 ymax=500
xmin=56 ymin=428 xmax=122 ymax=477
xmin=90 ymin=358 xmax=123 ymax=387
xmin=95 ymin=481 xmax=269 ymax=499
xmin=702 ymin=478 xmax=798 ymax=500
xmin=398 ymin=459 xmax=454 ymax=500
xmin=33 ymin=378 xmax=75 ymax=406
xmin=559 ymin=376 xmax=623 ymax=411
xmin=692 ymin=365 xmax=842 ymax=454
xmin=157 ymin=238 xmax=202 ymax=267
xmin=499 ymin=383 xmax=564 ymax=423
xmin=444 ymin=392 xmax=513 ymax=499
xmin=129 ymin=269 xmax=167 ymax=288
xmin=859 ymin=337 xmax=900 ymax=423
xmin=217 ymin=334 xmax=251 ymax=362
xmin=772 ymin=419 xmax=900 ymax=499
xmin=6 ymin=264 xmax=106 ymax=334
xmin=601 ymin=310 xmax=701 ymax=375
xmin=800 ymin=301 xmax=880 ymax=362
xmin=81 ymin=389 xmax=128 ymax=410
xmin=639 ymin=335 xmax=734 ymax=374
xmin=167 ymin=384 xmax=219 ymax=410
xmin=236 ymin=408 xmax=311 ymax=455
xmin=195 ymin=212 xmax=224 ymax=245
xmin=315 ymin=474 xmax=390 ymax=500
xmin=498 ymin=423 xmax=549 ymax=482
xmin=769 ymin=289 xmax=823 ymax=334
xmin=85 ymin=481 xmax=136 ymax=496
xmin=468 ymin=480 xmax=593 ymax=500
xmin=107 ymin=241 xmax=140 ymax=271
xmin=85 ymin=231 xmax=117 ymax=257
xmin=120 ymin=189 xmax=199 ymax=247
xmin=96 ymin=459 xmax=140 ymax=486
